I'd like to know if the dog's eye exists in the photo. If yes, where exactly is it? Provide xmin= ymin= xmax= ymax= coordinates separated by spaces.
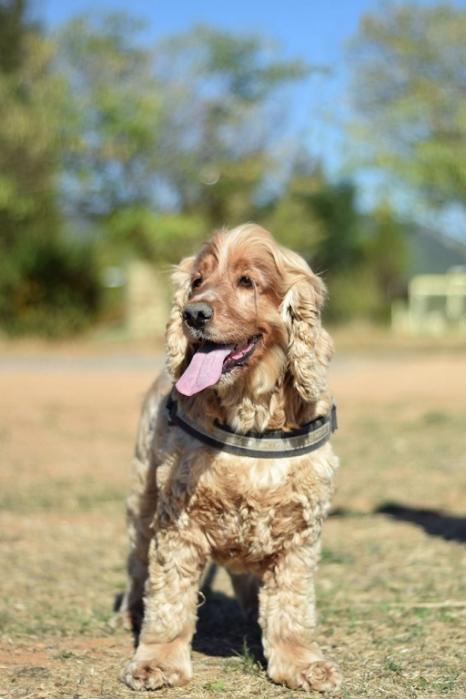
xmin=238 ymin=275 xmax=254 ymax=289
xmin=191 ymin=276 xmax=203 ymax=290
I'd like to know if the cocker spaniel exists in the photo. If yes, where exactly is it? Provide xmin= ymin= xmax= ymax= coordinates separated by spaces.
xmin=121 ymin=224 xmax=341 ymax=693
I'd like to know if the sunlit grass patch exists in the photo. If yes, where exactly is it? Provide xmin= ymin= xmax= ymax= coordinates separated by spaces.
xmin=0 ymin=477 xmax=125 ymax=513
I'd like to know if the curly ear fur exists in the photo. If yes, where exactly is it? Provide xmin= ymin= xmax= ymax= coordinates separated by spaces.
xmin=165 ymin=256 xmax=194 ymax=379
xmin=278 ymin=250 xmax=333 ymax=403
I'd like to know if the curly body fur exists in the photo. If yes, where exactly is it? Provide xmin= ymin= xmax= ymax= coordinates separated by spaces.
xmin=121 ymin=225 xmax=341 ymax=693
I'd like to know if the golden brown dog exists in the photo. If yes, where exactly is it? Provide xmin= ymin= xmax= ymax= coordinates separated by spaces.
xmin=121 ymin=224 xmax=341 ymax=692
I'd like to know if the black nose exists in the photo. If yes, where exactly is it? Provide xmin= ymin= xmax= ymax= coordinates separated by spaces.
xmin=183 ymin=302 xmax=213 ymax=329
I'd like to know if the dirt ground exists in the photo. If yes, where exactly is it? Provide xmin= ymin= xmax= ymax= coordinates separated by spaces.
xmin=0 ymin=342 xmax=465 ymax=698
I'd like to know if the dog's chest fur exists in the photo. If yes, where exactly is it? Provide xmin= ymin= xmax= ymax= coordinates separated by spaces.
xmin=155 ymin=434 xmax=337 ymax=573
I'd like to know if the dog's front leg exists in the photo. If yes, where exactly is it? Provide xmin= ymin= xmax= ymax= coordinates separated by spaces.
xmin=259 ymin=543 xmax=342 ymax=693
xmin=122 ymin=527 xmax=207 ymax=691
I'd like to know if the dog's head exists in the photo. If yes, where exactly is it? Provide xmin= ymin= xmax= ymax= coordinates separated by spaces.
xmin=166 ymin=224 xmax=332 ymax=402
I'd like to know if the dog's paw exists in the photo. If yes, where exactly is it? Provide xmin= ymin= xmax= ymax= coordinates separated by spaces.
xmin=269 ymin=658 xmax=342 ymax=694
xmin=297 ymin=660 xmax=342 ymax=693
xmin=121 ymin=658 xmax=191 ymax=691
xmin=121 ymin=642 xmax=192 ymax=691
xmin=121 ymin=659 xmax=165 ymax=691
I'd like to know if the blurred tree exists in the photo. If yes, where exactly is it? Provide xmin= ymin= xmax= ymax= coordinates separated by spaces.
xmin=53 ymin=18 xmax=312 ymax=262
xmin=105 ymin=208 xmax=205 ymax=265
xmin=262 ymin=154 xmax=407 ymax=322
xmin=55 ymin=14 xmax=163 ymax=218
xmin=55 ymin=18 xmax=309 ymax=229
xmin=311 ymin=178 xmax=362 ymax=274
xmin=364 ymin=202 xmax=406 ymax=305
xmin=262 ymin=155 xmax=324 ymax=260
xmin=0 ymin=0 xmax=62 ymax=250
xmin=0 ymin=1 xmax=101 ymax=336
xmin=154 ymin=25 xmax=309 ymax=226
xmin=263 ymin=155 xmax=362 ymax=275
xmin=0 ymin=0 xmax=29 ymax=72
xmin=349 ymin=2 xmax=466 ymax=208
xmin=0 ymin=235 xmax=100 ymax=336
xmin=0 ymin=6 xmax=411 ymax=334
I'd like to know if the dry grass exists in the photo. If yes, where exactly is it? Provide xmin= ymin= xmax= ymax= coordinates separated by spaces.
xmin=0 ymin=345 xmax=465 ymax=698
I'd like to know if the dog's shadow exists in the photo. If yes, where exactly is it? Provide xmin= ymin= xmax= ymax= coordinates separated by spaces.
xmin=374 ymin=502 xmax=466 ymax=544
xmin=331 ymin=503 xmax=466 ymax=544
xmin=194 ymin=563 xmax=264 ymax=662
xmin=193 ymin=588 xmax=263 ymax=663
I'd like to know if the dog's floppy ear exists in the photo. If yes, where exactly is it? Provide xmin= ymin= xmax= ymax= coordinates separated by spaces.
xmin=279 ymin=252 xmax=333 ymax=402
xmin=165 ymin=256 xmax=194 ymax=379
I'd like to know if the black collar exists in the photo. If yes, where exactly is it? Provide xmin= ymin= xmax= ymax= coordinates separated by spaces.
xmin=166 ymin=392 xmax=337 ymax=459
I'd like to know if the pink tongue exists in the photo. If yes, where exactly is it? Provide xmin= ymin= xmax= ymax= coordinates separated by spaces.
xmin=176 ymin=344 xmax=233 ymax=396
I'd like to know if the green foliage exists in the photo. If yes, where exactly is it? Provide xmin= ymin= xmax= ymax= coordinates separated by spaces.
xmin=266 ymin=194 xmax=323 ymax=260
xmin=0 ymin=1 xmax=100 ymax=337
xmin=0 ymin=17 xmax=64 ymax=248
xmin=311 ymin=179 xmax=362 ymax=274
xmin=262 ymin=157 xmax=364 ymax=276
xmin=0 ymin=236 xmax=100 ymax=337
xmin=325 ymin=266 xmax=384 ymax=323
xmin=185 ymin=25 xmax=308 ymax=102
xmin=324 ymin=204 xmax=406 ymax=323
xmin=55 ymin=13 xmax=163 ymax=216
xmin=261 ymin=157 xmax=397 ymax=322
xmin=151 ymin=24 xmax=310 ymax=225
xmin=349 ymin=2 xmax=466 ymax=207
xmin=53 ymin=19 xmax=309 ymax=225
xmin=0 ymin=0 xmax=32 ymax=74
xmin=363 ymin=203 xmax=407 ymax=302
xmin=105 ymin=209 xmax=206 ymax=264
xmin=263 ymin=159 xmax=324 ymax=259
xmin=0 ymin=5 xmax=413 ymax=336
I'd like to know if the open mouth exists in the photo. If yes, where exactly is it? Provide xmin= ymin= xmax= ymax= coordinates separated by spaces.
xmin=222 ymin=336 xmax=260 ymax=373
xmin=176 ymin=336 xmax=261 ymax=397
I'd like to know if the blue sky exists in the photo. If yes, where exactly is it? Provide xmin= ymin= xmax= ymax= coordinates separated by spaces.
xmin=37 ymin=0 xmax=466 ymax=234
xmin=40 ymin=0 xmax=380 ymax=61
xmin=38 ymin=0 xmax=383 ymax=175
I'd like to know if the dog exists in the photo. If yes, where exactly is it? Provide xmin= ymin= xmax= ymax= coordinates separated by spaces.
xmin=121 ymin=223 xmax=341 ymax=692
